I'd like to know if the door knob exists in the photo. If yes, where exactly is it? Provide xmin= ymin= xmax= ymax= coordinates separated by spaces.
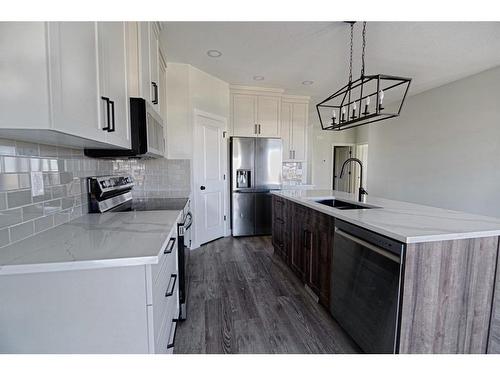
xmin=200 ymin=186 xmax=206 ymax=190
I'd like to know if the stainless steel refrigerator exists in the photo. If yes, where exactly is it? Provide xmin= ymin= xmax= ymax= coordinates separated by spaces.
xmin=230 ymin=137 xmax=282 ymax=236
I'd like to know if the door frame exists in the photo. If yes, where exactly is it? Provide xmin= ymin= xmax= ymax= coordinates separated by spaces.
xmin=331 ymin=142 xmax=355 ymax=191
xmin=191 ymin=109 xmax=229 ymax=250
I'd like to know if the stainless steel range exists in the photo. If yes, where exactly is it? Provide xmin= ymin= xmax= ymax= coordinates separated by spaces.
xmin=87 ymin=175 xmax=192 ymax=320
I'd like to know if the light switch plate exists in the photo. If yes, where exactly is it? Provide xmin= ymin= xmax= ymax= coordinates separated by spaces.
xmin=31 ymin=171 xmax=44 ymax=197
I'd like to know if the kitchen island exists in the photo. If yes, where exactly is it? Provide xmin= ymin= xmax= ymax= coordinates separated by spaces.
xmin=271 ymin=189 xmax=500 ymax=354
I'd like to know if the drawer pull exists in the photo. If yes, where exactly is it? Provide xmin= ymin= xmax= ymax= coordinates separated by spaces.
xmin=276 ymin=218 xmax=284 ymax=224
xmin=165 ymin=274 xmax=177 ymax=297
xmin=167 ymin=319 xmax=178 ymax=349
xmin=164 ymin=237 xmax=176 ymax=254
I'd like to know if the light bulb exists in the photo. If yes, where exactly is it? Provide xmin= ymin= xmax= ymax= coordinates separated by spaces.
xmin=379 ymin=90 xmax=384 ymax=104
xmin=331 ymin=109 xmax=336 ymax=118
xmin=352 ymin=102 xmax=357 ymax=110
xmin=366 ymin=96 xmax=370 ymax=105
xmin=342 ymin=107 xmax=346 ymax=114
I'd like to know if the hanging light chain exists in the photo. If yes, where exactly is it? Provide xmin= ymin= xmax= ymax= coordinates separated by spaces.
xmin=348 ymin=22 xmax=354 ymax=83
xmin=361 ymin=21 xmax=367 ymax=77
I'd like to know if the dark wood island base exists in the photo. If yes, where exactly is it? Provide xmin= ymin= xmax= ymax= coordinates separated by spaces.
xmin=272 ymin=194 xmax=500 ymax=354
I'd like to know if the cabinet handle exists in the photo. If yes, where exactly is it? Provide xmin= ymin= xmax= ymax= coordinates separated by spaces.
xmin=293 ymin=150 xmax=295 ymax=159
xmin=258 ymin=124 xmax=261 ymax=134
xmin=167 ymin=319 xmax=178 ymax=349
xmin=164 ymin=237 xmax=176 ymax=254
xmin=109 ymin=100 xmax=115 ymax=132
xmin=165 ymin=274 xmax=177 ymax=297
xmin=276 ymin=218 xmax=284 ymax=224
xmin=254 ymin=124 xmax=257 ymax=134
xmin=101 ymin=96 xmax=110 ymax=131
xmin=289 ymin=150 xmax=292 ymax=159
xmin=152 ymin=82 xmax=158 ymax=104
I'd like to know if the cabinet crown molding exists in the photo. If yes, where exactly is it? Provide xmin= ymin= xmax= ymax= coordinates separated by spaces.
xmin=229 ymin=85 xmax=285 ymax=95
xmin=282 ymin=94 xmax=311 ymax=103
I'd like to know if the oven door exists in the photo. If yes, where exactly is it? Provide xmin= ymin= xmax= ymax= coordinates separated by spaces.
xmin=330 ymin=221 xmax=404 ymax=354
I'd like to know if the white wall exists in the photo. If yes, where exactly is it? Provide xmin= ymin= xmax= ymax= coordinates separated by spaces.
xmin=307 ymin=109 xmax=357 ymax=189
xmin=366 ymin=66 xmax=500 ymax=218
xmin=166 ymin=63 xmax=229 ymax=159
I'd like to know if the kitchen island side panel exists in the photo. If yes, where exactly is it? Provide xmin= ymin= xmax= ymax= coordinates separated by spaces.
xmin=398 ymin=236 xmax=498 ymax=353
xmin=487 ymin=239 xmax=500 ymax=353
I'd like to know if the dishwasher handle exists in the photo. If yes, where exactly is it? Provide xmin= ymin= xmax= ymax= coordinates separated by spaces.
xmin=334 ymin=227 xmax=401 ymax=263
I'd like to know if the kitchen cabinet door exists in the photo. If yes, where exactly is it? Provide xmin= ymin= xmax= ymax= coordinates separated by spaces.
xmin=257 ymin=95 xmax=280 ymax=137
xmin=98 ymin=22 xmax=131 ymax=149
xmin=150 ymin=23 xmax=160 ymax=110
xmin=138 ymin=22 xmax=153 ymax=103
xmin=291 ymin=203 xmax=309 ymax=280
xmin=291 ymin=102 xmax=307 ymax=161
xmin=280 ymin=102 xmax=292 ymax=160
xmin=272 ymin=196 xmax=287 ymax=261
xmin=48 ymin=22 xmax=103 ymax=142
xmin=158 ymin=53 xmax=167 ymax=123
xmin=0 ymin=22 xmax=51 ymax=130
xmin=313 ymin=212 xmax=333 ymax=307
xmin=232 ymin=93 xmax=257 ymax=137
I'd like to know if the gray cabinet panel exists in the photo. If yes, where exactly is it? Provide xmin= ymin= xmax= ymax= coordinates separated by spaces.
xmin=399 ymin=236 xmax=498 ymax=354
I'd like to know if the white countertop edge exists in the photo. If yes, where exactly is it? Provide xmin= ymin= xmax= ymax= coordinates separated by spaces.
xmin=271 ymin=191 xmax=500 ymax=244
xmin=0 ymin=255 xmax=159 ymax=276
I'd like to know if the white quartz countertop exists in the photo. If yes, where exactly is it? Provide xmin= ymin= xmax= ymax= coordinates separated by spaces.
xmin=272 ymin=189 xmax=500 ymax=244
xmin=0 ymin=210 xmax=182 ymax=276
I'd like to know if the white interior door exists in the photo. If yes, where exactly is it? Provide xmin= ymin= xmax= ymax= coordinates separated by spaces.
xmin=193 ymin=111 xmax=226 ymax=246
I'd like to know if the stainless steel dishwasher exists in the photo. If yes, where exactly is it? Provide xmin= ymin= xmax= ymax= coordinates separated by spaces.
xmin=330 ymin=219 xmax=405 ymax=353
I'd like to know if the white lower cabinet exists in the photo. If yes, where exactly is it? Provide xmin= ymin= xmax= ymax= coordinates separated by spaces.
xmin=0 ymin=22 xmax=130 ymax=149
xmin=0 ymin=222 xmax=180 ymax=354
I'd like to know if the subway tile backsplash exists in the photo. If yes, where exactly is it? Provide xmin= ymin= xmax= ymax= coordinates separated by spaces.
xmin=0 ymin=138 xmax=191 ymax=248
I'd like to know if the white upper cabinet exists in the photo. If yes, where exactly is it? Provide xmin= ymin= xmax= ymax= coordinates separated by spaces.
xmin=230 ymin=87 xmax=282 ymax=137
xmin=281 ymin=102 xmax=292 ymax=159
xmin=48 ymin=22 xmax=102 ymax=141
xmin=149 ymin=24 xmax=160 ymax=108
xmin=0 ymin=22 xmax=131 ymax=149
xmin=158 ymin=54 xmax=168 ymax=122
xmin=232 ymin=94 xmax=257 ymax=137
xmin=281 ymin=97 xmax=309 ymax=161
xmin=97 ymin=22 xmax=130 ymax=149
xmin=0 ymin=22 xmax=51 ymax=130
xmin=135 ymin=22 xmax=163 ymax=115
xmin=257 ymin=95 xmax=280 ymax=137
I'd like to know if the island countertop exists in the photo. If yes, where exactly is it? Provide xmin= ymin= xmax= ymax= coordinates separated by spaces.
xmin=271 ymin=189 xmax=500 ymax=243
xmin=0 ymin=210 xmax=182 ymax=276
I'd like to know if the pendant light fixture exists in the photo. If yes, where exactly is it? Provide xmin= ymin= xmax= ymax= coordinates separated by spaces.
xmin=316 ymin=22 xmax=411 ymax=131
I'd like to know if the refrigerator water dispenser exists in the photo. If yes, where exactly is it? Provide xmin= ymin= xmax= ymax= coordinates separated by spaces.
xmin=236 ymin=170 xmax=251 ymax=188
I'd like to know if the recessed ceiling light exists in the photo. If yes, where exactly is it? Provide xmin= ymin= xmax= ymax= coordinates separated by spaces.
xmin=253 ymin=75 xmax=265 ymax=81
xmin=207 ymin=49 xmax=222 ymax=58
xmin=302 ymin=80 xmax=314 ymax=85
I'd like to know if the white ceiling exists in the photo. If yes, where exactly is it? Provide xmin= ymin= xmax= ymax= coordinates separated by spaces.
xmin=161 ymin=22 xmax=500 ymax=102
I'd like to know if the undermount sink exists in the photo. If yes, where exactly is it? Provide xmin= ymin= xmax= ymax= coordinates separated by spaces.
xmin=314 ymin=199 xmax=379 ymax=210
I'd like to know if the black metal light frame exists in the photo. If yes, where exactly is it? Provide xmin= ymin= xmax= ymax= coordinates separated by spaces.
xmin=316 ymin=74 xmax=411 ymax=131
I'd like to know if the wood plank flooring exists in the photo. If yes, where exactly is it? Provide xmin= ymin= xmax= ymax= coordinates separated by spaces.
xmin=175 ymin=236 xmax=360 ymax=354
